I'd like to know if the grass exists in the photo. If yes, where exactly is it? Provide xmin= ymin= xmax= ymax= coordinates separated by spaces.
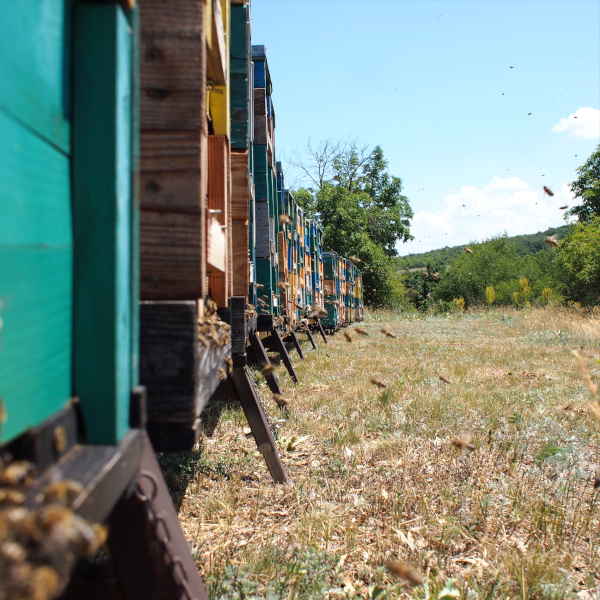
xmin=163 ymin=306 xmax=600 ymax=599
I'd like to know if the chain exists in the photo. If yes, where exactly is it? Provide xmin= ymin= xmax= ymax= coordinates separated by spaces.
xmin=135 ymin=472 xmax=199 ymax=600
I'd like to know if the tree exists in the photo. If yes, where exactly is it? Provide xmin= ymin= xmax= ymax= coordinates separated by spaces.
xmin=567 ymin=145 xmax=600 ymax=223
xmin=286 ymin=140 xmax=414 ymax=307
xmin=556 ymin=217 xmax=600 ymax=305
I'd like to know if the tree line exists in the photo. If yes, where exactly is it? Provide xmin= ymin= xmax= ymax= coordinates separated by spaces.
xmin=288 ymin=142 xmax=600 ymax=309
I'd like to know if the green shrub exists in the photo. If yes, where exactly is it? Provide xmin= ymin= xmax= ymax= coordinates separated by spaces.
xmin=557 ymin=217 xmax=600 ymax=306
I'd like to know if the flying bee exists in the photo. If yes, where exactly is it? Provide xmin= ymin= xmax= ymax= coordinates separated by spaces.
xmin=385 ymin=560 xmax=424 ymax=586
xmin=279 ymin=214 xmax=292 ymax=225
xmin=255 ymin=283 xmax=264 ymax=289
xmin=594 ymin=467 xmax=600 ymax=489
xmin=370 ymin=376 xmax=387 ymax=389
xmin=272 ymin=393 xmax=289 ymax=408
xmin=354 ymin=327 xmax=368 ymax=336
xmin=439 ymin=375 xmax=451 ymax=384
xmin=0 ymin=461 xmax=35 ymax=487
xmin=343 ymin=331 xmax=352 ymax=342
xmin=217 ymin=368 xmax=227 ymax=381
xmin=42 ymin=480 xmax=84 ymax=506
xmin=464 ymin=247 xmax=473 ymax=255
xmin=381 ymin=328 xmax=396 ymax=339
xmin=544 ymin=235 xmax=559 ymax=248
xmin=543 ymin=185 xmax=554 ymax=196
xmin=559 ymin=205 xmax=568 ymax=210
xmin=453 ymin=433 xmax=475 ymax=453
xmin=261 ymin=364 xmax=274 ymax=375
xmin=277 ymin=282 xmax=290 ymax=289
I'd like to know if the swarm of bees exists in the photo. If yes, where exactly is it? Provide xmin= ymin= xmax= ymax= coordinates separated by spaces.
xmin=0 ymin=455 xmax=107 ymax=600
xmin=544 ymin=234 xmax=559 ymax=248
xmin=385 ymin=559 xmax=424 ymax=586
xmin=197 ymin=312 xmax=231 ymax=349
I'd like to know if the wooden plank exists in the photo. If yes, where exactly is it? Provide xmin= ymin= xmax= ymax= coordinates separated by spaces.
xmin=253 ymin=88 xmax=267 ymax=144
xmin=206 ymin=0 xmax=227 ymax=86
xmin=231 ymin=150 xmax=250 ymax=220
xmin=72 ymin=4 xmax=133 ymax=445
xmin=0 ymin=110 xmax=72 ymax=444
xmin=107 ymin=434 xmax=209 ymax=599
xmin=232 ymin=367 xmax=288 ymax=484
xmin=0 ymin=0 xmax=70 ymax=153
xmin=139 ymin=0 xmax=206 ymax=130
xmin=232 ymin=219 xmax=249 ymax=296
xmin=140 ymin=209 xmax=202 ymax=300
xmin=139 ymin=302 xmax=230 ymax=443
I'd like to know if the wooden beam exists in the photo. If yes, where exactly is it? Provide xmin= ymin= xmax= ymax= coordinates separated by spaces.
xmin=72 ymin=4 xmax=133 ymax=444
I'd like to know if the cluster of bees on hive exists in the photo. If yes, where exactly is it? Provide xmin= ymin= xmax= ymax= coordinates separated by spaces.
xmin=0 ymin=419 xmax=106 ymax=600
xmin=198 ymin=300 xmax=232 ymax=381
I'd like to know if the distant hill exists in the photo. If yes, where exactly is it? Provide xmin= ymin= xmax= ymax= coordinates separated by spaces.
xmin=400 ymin=225 xmax=570 ymax=270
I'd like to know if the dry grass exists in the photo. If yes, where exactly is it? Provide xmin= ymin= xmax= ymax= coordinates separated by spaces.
xmin=162 ymin=306 xmax=600 ymax=599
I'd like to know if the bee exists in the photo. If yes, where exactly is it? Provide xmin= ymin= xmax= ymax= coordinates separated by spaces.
xmin=588 ymin=401 xmax=600 ymax=423
xmin=279 ymin=214 xmax=292 ymax=225
xmin=0 ymin=461 xmax=35 ymax=487
xmin=438 ymin=375 xmax=451 ymax=384
xmin=217 ymin=368 xmax=227 ymax=381
xmin=272 ymin=394 xmax=289 ymax=408
xmin=354 ymin=327 xmax=368 ymax=336
xmin=559 ymin=205 xmax=568 ymax=210
xmin=0 ymin=488 xmax=25 ymax=505
xmin=31 ymin=566 xmax=60 ymax=599
xmin=261 ymin=364 xmax=274 ymax=375
xmin=0 ymin=540 xmax=27 ymax=563
xmin=370 ymin=377 xmax=386 ymax=389
xmin=54 ymin=425 xmax=68 ymax=454
xmin=543 ymin=186 xmax=554 ymax=196
xmin=197 ymin=333 xmax=209 ymax=347
xmin=544 ymin=235 xmax=559 ymax=247
xmin=42 ymin=480 xmax=84 ymax=506
xmin=385 ymin=559 xmax=424 ymax=586
xmin=255 ymin=283 xmax=264 ymax=289
xmin=343 ymin=331 xmax=352 ymax=343
xmin=277 ymin=282 xmax=290 ymax=289
xmin=453 ymin=433 xmax=475 ymax=453
xmin=464 ymin=247 xmax=473 ymax=255
xmin=380 ymin=328 xmax=396 ymax=339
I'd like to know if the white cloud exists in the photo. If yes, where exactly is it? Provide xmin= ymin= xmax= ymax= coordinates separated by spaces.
xmin=552 ymin=107 xmax=600 ymax=140
xmin=399 ymin=176 xmax=573 ymax=255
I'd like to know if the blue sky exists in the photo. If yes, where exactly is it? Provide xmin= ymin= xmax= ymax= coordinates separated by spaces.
xmin=250 ymin=0 xmax=600 ymax=254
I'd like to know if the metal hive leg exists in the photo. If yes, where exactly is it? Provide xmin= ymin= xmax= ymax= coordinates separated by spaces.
xmin=270 ymin=329 xmax=299 ymax=383
xmin=249 ymin=332 xmax=284 ymax=396
xmin=231 ymin=366 xmax=289 ymax=484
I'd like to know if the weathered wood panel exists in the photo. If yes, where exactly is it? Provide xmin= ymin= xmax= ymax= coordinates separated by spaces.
xmin=140 ymin=0 xmax=206 ymax=130
xmin=139 ymin=0 xmax=207 ymax=302
xmin=139 ymin=301 xmax=231 ymax=450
